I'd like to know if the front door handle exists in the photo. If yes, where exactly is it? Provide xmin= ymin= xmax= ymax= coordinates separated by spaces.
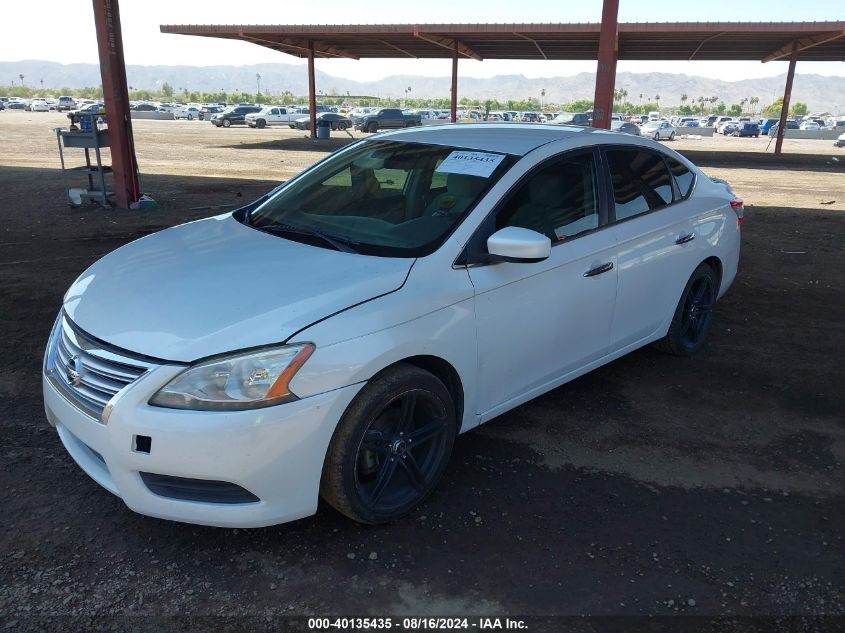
xmin=583 ymin=262 xmax=614 ymax=277
xmin=676 ymin=232 xmax=696 ymax=245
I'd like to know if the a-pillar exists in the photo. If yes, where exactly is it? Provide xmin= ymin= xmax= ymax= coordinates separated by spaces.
xmin=591 ymin=0 xmax=619 ymax=129
xmin=774 ymin=44 xmax=798 ymax=155
xmin=92 ymin=0 xmax=140 ymax=208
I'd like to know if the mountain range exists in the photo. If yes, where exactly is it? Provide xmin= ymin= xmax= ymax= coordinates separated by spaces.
xmin=2 ymin=60 xmax=844 ymax=111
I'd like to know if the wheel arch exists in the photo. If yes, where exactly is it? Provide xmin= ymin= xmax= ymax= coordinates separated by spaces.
xmin=702 ymin=255 xmax=723 ymax=290
xmin=398 ymin=355 xmax=465 ymax=430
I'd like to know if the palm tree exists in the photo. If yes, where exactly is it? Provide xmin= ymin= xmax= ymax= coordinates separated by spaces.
xmin=639 ymin=93 xmax=643 ymax=104
xmin=654 ymin=94 xmax=660 ymax=108
xmin=680 ymin=93 xmax=688 ymax=106
xmin=18 ymin=73 xmax=24 ymax=87
xmin=750 ymin=96 xmax=759 ymax=114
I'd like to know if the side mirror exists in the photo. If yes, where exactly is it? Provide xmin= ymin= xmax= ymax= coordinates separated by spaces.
xmin=487 ymin=227 xmax=551 ymax=263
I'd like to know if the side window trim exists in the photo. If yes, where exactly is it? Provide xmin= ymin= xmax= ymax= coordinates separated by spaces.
xmin=457 ymin=146 xmax=609 ymax=266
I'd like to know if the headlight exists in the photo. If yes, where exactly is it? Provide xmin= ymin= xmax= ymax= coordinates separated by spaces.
xmin=149 ymin=344 xmax=314 ymax=411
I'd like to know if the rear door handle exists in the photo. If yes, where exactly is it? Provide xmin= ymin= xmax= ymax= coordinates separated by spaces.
xmin=583 ymin=262 xmax=614 ymax=277
xmin=676 ymin=232 xmax=696 ymax=245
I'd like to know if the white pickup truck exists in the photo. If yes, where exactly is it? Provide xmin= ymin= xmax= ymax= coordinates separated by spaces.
xmin=246 ymin=106 xmax=304 ymax=128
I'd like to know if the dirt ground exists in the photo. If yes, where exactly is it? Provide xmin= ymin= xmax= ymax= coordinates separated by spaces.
xmin=0 ymin=111 xmax=843 ymax=632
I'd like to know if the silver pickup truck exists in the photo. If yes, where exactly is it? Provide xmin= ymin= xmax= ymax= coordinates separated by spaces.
xmin=246 ymin=106 xmax=305 ymax=129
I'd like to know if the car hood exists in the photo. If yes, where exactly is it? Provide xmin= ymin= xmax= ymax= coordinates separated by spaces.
xmin=63 ymin=215 xmax=413 ymax=362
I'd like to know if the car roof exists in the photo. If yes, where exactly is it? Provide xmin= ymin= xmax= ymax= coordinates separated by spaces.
xmin=376 ymin=123 xmax=609 ymax=155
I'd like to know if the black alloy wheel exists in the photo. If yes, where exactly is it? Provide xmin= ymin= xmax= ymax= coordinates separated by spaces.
xmin=654 ymin=263 xmax=718 ymax=356
xmin=321 ymin=364 xmax=456 ymax=524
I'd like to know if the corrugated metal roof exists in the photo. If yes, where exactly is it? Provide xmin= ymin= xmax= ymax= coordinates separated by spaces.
xmin=160 ymin=22 xmax=845 ymax=62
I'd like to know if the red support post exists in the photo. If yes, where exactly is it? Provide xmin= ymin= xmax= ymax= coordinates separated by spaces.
xmin=592 ymin=0 xmax=619 ymax=130
xmin=450 ymin=44 xmax=458 ymax=123
xmin=774 ymin=44 xmax=798 ymax=156
xmin=92 ymin=0 xmax=140 ymax=208
xmin=307 ymin=41 xmax=317 ymax=139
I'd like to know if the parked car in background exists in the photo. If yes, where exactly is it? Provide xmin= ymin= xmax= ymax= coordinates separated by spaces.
xmin=211 ymin=105 xmax=262 ymax=127
xmin=42 ymin=123 xmax=742 ymax=528
xmin=683 ymin=120 xmax=700 ymax=128
xmin=834 ymin=131 xmax=845 ymax=147
xmin=799 ymin=120 xmax=820 ymax=130
xmin=641 ymin=120 xmax=676 ymax=140
xmin=7 ymin=101 xmax=26 ymax=110
xmin=767 ymin=120 xmax=800 ymax=137
xmin=29 ymin=99 xmax=50 ymax=112
xmin=551 ymin=112 xmax=592 ymax=126
xmin=354 ymin=108 xmax=421 ymax=132
xmin=518 ymin=112 xmax=542 ymax=123
xmin=0 ymin=101 xmax=5 ymax=111
xmin=246 ymin=106 xmax=303 ymax=128
xmin=200 ymin=105 xmax=224 ymax=120
xmin=610 ymin=120 xmax=641 ymax=135
xmin=718 ymin=120 xmax=740 ymax=135
xmin=56 ymin=96 xmax=77 ymax=111
xmin=175 ymin=106 xmax=202 ymax=120
xmin=292 ymin=112 xmax=353 ymax=131
xmin=759 ymin=118 xmax=779 ymax=134
xmin=67 ymin=102 xmax=105 ymax=124
xmin=734 ymin=122 xmax=760 ymax=137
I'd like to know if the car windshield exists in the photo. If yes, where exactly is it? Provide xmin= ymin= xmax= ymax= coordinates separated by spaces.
xmin=245 ymin=140 xmax=516 ymax=257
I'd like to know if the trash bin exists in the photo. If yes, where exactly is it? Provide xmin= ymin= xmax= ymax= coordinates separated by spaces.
xmin=316 ymin=120 xmax=331 ymax=139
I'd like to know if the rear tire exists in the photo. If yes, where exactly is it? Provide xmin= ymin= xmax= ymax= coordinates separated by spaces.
xmin=653 ymin=263 xmax=719 ymax=356
xmin=321 ymin=364 xmax=457 ymax=524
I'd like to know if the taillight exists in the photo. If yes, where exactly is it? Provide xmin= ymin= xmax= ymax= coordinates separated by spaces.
xmin=730 ymin=198 xmax=744 ymax=227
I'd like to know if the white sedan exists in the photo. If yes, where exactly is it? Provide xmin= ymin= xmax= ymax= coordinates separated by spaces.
xmin=43 ymin=124 xmax=742 ymax=528
xmin=29 ymin=99 xmax=50 ymax=112
xmin=174 ymin=106 xmax=202 ymax=120
xmin=799 ymin=121 xmax=820 ymax=130
xmin=641 ymin=120 xmax=676 ymax=140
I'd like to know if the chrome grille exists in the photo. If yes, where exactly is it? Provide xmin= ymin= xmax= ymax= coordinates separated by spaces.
xmin=45 ymin=315 xmax=156 ymax=422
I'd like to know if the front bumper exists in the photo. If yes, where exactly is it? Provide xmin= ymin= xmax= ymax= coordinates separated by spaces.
xmin=43 ymin=367 xmax=362 ymax=528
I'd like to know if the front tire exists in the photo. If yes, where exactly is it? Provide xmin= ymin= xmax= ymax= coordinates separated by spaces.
xmin=669 ymin=132 xmax=675 ymax=140
xmin=256 ymin=119 xmax=266 ymax=129
xmin=187 ymin=114 xmax=193 ymax=120
xmin=321 ymin=364 xmax=457 ymax=524
xmin=222 ymin=119 xmax=231 ymax=128
xmin=653 ymin=132 xmax=660 ymax=141
xmin=367 ymin=122 xmax=378 ymax=133
xmin=654 ymin=263 xmax=718 ymax=356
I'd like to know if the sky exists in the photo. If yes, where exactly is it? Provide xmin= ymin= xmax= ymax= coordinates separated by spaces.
xmin=1 ymin=0 xmax=842 ymax=81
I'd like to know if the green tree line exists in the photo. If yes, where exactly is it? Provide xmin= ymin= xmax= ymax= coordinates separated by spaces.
xmin=0 ymin=83 xmax=809 ymax=117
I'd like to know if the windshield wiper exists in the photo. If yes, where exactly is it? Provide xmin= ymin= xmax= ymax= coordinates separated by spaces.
xmin=257 ymin=223 xmax=359 ymax=254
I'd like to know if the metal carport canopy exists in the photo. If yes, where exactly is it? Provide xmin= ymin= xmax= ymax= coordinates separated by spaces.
xmin=159 ymin=22 xmax=845 ymax=62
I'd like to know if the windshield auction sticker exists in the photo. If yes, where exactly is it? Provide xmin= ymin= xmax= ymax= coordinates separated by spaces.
xmin=435 ymin=151 xmax=506 ymax=178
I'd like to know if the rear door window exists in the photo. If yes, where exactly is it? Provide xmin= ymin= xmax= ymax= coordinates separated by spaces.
xmin=606 ymin=149 xmax=674 ymax=220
